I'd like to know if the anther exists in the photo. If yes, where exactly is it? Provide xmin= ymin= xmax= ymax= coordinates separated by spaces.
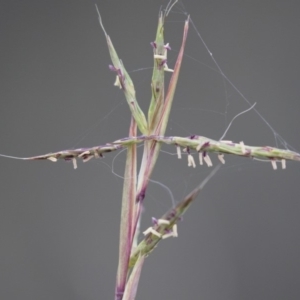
xmin=218 ymin=154 xmax=225 ymax=164
xmin=72 ymin=158 xmax=77 ymax=169
xmin=187 ymin=154 xmax=196 ymax=168
xmin=157 ymin=219 xmax=170 ymax=225
xmin=199 ymin=152 xmax=203 ymax=165
xmin=203 ymin=154 xmax=213 ymax=167
xmin=143 ymin=227 xmax=162 ymax=238
xmin=162 ymin=232 xmax=174 ymax=239
xmin=172 ymin=224 xmax=178 ymax=237
xmin=47 ymin=157 xmax=57 ymax=162
xmin=271 ymin=160 xmax=277 ymax=170
xmin=220 ymin=140 xmax=233 ymax=144
xmin=240 ymin=141 xmax=246 ymax=154
xmin=79 ymin=151 xmax=90 ymax=157
xmin=83 ymin=156 xmax=93 ymax=163
xmin=114 ymin=76 xmax=122 ymax=89
xmin=163 ymin=63 xmax=174 ymax=72
xmin=154 ymin=54 xmax=166 ymax=60
xmin=176 ymin=146 xmax=182 ymax=159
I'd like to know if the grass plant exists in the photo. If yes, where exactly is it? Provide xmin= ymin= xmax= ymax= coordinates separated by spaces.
xmin=1 ymin=2 xmax=300 ymax=299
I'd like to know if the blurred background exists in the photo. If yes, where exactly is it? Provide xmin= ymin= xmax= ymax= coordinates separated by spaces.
xmin=1 ymin=1 xmax=300 ymax=299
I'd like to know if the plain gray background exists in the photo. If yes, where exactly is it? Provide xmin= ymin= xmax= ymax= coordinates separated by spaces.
xmin=1 ymin=1 xmax=300 ymax=299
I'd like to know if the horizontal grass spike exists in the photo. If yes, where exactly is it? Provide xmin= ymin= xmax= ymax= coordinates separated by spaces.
xmin=21 ymin=134 xmax=300 ymax=165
